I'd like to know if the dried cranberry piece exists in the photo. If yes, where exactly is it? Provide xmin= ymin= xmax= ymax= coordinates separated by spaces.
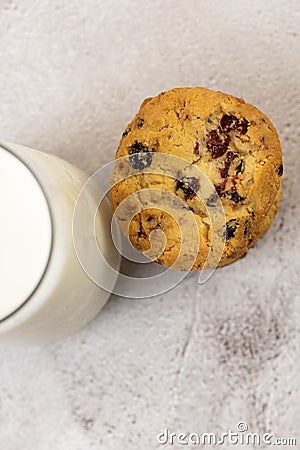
xmin=224 ymin=219 xmax=239 ymax=240
xmin=220 ymin=114 xmax=239 ymax=133
xmin=194 ymin=142 xmax=200 ymax=155
xmin=220 ymin=114 xmax=249 ymax=135
xmin=215 ymin=184 xmax=222 ymax=195
xmin=220 ymin=167 xmax=229 ymax=178
xmin=129 ymin=141 xmax=153 ymax=169
xmin=232 ymin=175 xmax=239 ymax=186
xmin=176 ymin=176 xmax=200 ymax=200
xmin=277 ymin=164 xmax=283 ymax=177
xmin=215 ymin=177 xmax=229 ymax=194
xmin=206 ymin=130 xmax=230 ymax=159
xmin=237 ymin=118 xmax=249 ymax=135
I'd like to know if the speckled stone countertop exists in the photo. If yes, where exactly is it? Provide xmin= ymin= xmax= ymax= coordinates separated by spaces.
xmin=0 ymin=1 xmax=299 ymax=449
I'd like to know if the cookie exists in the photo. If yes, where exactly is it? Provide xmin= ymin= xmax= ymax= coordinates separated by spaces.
xmin=110 ymin=87 xmax=283 ymax=270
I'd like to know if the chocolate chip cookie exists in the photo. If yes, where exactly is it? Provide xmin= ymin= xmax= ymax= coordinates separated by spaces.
xmin=110 ymin=87 xmax=283 ymax=270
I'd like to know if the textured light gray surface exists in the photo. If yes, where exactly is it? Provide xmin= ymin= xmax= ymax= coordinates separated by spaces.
xmin=0 ymin=1 xmax=299 ymax=449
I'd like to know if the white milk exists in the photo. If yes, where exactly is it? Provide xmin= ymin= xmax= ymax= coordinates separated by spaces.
xmin=0 ymin=142 xmax=120 ymax=345
xmin=0 ymin=148 xmax=52 ymax=320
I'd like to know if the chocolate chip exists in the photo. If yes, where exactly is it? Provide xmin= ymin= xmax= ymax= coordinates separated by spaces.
xmin=194 ymin=142 xmax=200 ymax=155
xmin=237 ymin=118 xmax=249 ymax=135
xmin=226 ymin=187 xmax=245 ymax=204
xmin=129 ymin=141 xmax=153 ymax=169
xmin=226 ymin=151 xmax=238 ymax=164
xmin=220 ymin=151 xmax=239 ymax=178
xmin=235 ymin=160 xmax=244 ymax=174
xmin=220 ymin=114 xmax=239 ymax=133
xmin=130 ymin=141 xmax=149 ymax=152
xmin=206 ymin=193 xmax=220 ymax=206
xmin=217 ymin=185 xmax=245 ymax=203
xmin=122 ymin=128 xmax=131 ymax=138
xmin=224 ymin=219 xmax=239 ymax=239
xmin=277 ymin=164 xmax=283 ymax=177
xmin=136 ymin=117 xmax=144 ymax=128
xmin=244 ymin=220 xmax=249 ymax=236
xmin=176 ymin=176 xmax=200 ymax=200
xmin=206 ymin=130 xmax=230 ymax=159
